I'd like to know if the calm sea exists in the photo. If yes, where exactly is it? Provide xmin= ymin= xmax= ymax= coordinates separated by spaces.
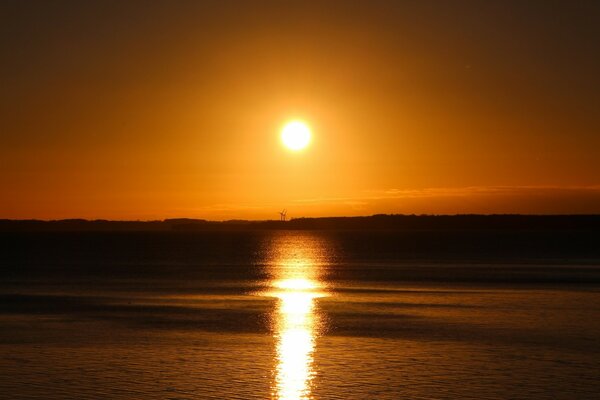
xmin=1 ymin=230 xmax=599 ymax=399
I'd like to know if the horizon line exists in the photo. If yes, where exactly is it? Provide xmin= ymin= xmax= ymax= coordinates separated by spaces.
xmin=2 ymin=213 xmax=600 ymax=223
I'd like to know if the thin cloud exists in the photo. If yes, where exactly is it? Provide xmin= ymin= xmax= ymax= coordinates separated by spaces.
xmin=175 ymin=186 xmax=600 ymax=219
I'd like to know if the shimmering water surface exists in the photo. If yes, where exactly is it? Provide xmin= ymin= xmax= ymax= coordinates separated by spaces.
xmin=1 ymin=230 xmax=599 ymax=399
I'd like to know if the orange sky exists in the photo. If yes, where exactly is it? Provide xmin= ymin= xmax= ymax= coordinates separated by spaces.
xmin=1 ymin=1 xmax=599 ymax=219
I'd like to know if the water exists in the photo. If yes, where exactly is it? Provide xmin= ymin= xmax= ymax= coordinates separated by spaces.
xmin=1 ymin=230 xmax=599 ymax=399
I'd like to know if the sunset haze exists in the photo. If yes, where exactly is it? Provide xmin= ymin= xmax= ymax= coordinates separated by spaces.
xmin=2 ymin=0 xmax=599 ymax=219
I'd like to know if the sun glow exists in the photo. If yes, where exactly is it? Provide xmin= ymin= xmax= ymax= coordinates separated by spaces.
xmin=275 ymin=278 xmax=317 ymax=291
xmin=281 ymin=121 xmax=311 ymax=151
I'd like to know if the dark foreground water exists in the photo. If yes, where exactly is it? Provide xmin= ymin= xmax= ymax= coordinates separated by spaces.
xmin=1 ymin=230 xmax=599 ymax=399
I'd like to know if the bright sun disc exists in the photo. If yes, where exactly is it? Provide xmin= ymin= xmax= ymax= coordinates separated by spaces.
xmin=281 ymin=121 xmax=311 ymax=151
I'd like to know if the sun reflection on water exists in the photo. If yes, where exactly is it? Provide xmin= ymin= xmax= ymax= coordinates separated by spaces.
xmin=263 ymin=234 xmax=329 ymax=400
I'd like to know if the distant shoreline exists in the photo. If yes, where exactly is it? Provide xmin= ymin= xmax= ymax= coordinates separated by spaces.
xmin=1 ymin=214 xmax=599 ymax=232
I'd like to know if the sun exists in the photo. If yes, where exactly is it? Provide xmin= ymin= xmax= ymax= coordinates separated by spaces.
xmin=281 ymin=120 xmax=311 ymax=151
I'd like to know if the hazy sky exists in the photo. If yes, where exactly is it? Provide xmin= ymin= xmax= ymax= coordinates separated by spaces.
xmin=1 ymin=0 xmax=599 ymax=219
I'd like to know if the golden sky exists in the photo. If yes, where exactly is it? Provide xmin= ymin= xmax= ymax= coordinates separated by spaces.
xmin=1 ymin=1 xmax=599 ymax=219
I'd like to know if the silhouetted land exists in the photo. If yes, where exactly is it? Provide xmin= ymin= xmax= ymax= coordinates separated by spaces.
xmin=3 ymin=215 xmax=599 ymax=269
xmin=1 ymin=214 xmax=599 ymax=232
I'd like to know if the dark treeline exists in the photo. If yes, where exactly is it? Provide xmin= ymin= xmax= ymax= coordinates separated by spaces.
xmin=1 ymin=214 xmax=599 ymax=232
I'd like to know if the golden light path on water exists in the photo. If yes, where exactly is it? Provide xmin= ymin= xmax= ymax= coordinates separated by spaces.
xmin=262 ymin=234 xmax=329 ymax=400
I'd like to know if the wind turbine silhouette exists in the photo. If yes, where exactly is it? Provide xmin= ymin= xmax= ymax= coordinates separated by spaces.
xmin=279 ymin=209 xmax=287 ymax=222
